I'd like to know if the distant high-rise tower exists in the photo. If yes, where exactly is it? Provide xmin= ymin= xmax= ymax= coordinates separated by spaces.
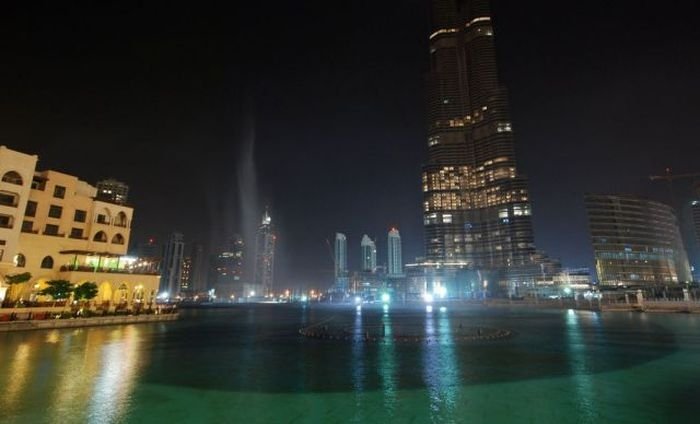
xmin=160 ymin=232 xmax=185 ymax=298
xmin=254 ymin=210 xmax=276 ymax=296
xmin=585 ymin=194 xmax=692 ymax=285
xmin=189 ymin=243 xmax=209 ymax=293
xmin=95 ymin=178 xmax=129 ymax=205
xmin=360 ymin=234 xmax=377 ymax=272
xmin=692 ymin=183 xmax=700 ymax=281
xmin=421 ymin=0 xmax=546 ymax=288
xmin=387 ymin=228 xmax=403 ymax=276
xmin=693 ymin=183 xmax=700 ymax=248
xmin=334 ymin=233 xmax=348 ymax=291
xmin=215 ymin=234 xmax=244 ymax=299
xmin=180 ymin=256 xmax=192 ymax=292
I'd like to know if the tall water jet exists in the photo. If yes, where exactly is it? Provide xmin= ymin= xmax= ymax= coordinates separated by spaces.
xmin=236 ymin=113 xmax=261 ymax=292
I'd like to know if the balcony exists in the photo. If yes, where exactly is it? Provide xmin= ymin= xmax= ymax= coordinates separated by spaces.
xmin=59 ymin=265 xmax=159 ymax=276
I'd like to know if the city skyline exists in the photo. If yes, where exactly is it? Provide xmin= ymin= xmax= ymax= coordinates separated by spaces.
xmin=3 ymin=1 xmax=700 ymax=288
xmin=3 ymin=2 xmax=700 ymax=423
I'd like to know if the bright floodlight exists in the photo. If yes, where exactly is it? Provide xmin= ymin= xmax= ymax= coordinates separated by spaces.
xmin=435 ymin=285 xmax=447 ymax=298
xmin=426 ymin=305 xmax=433 ymax=313
xmin=356 ymin=304 xmax=362 ymax=313
xmin=300 ymin=295 xmax=308 ymax=302
xmin=423 ymin=293 xmax=434 ymax=303
xmin=355 ymin=296 xmax=362 ymax=304
xmin=249 ymin=291 xmax=255 ymax=297
xmin=439 ymin=306 xmax=447 ymax=313
xmin=563 ymin=287 xmax=572 ymax=295
xmin=381 ymin=293 xmax=390 ymax=303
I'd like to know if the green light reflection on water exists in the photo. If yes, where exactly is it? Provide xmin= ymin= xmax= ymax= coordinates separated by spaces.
xmin=379 ymin=307 xmax=397 ymax=417
xmin=566 ymin=309 xmax=597 ymax=422
xmin=422 ymin=307 xmax=459 ymax=421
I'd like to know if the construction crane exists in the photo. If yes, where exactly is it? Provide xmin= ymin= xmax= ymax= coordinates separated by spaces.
xmin=649 ymin=168 xmax=700 ymax=205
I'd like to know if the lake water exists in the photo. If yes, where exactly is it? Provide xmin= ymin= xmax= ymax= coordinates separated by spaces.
xmin=1 ymin=304 xmax=699 ymax=423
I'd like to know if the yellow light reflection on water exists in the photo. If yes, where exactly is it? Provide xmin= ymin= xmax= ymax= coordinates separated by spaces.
xmin=87 ymin=326 xmax=143 ymax=423
xmin=3 ymin=343 xmax=33 ymax=409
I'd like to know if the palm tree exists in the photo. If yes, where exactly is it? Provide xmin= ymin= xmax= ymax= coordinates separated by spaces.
xmin=1 ymin=272 xmax=32 ymax=307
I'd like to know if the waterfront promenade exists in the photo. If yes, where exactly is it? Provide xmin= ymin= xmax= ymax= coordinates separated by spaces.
xmin=0 ymin=306 xmax=178 ymax=332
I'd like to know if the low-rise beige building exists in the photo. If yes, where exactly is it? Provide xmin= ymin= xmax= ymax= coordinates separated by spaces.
xmin=0 ymin=145 xmax=159 ymax=309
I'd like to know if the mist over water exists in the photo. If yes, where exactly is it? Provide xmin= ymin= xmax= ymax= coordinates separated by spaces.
xmin=236 ymin=115 xmax=261 ymax=281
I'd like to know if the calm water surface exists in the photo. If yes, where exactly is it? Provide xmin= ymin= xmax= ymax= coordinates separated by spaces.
xmin=1 ymin=304 xmax=699 ymax=423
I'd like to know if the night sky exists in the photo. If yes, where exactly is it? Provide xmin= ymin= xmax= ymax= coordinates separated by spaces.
xmin=3 ymin=1 xmax=700 ymax=288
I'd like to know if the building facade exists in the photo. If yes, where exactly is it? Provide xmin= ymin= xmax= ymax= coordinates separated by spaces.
xmin=160 ymin=232 xmax=185 ymax=298
xmin=254 ymin=211 xmax=276 ymax=296
xmin=333 ymin=232 xmax=348 ymax=291
xmin=189 ymin=243 xmax=209 ymax=294
xmin=692 ymin=183 xmax=700 ymax=253
xmin=181 ymin=256 xmax=192 ymax=292
xmin=690 ymin=183 xmax=700 ymax=281
xmin=360 ymin=234 xmax=377 ymax=273
xmin=387 ymin=228 xmax=403 ymax=277
xmin=585 ymin=193 xmax=692 ymax=286
xmin=214 ymin=234 xmax=245 ymax=299
xmin=0 ymin=145 xmax=159 ymax=308
xmin=95 ymin=178 xmax=129 ymax=205
xmin=421 ymin=0 xmax=550 ymax=292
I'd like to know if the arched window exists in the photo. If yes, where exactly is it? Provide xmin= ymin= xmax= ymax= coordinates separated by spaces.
xmin=114 ymin=212 xmax=128 ymax=227
xmin=41 ymin=256 xmax=54 ymax=269
xmin=1 ymin=171 xmax=23 ymax=186
xmin=93 ymin=231 xmax=108 ymax=242
xmin=14 ymin=253 xmax=26 ymax=268
xmin=111 ymin=233 xmax=125 ymax=245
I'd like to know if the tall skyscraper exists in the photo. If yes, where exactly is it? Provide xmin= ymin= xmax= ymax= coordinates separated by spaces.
xmin=189 ymin=243 xmax=209 ymax=293
xmin=585 ymin=194 xmax=692 ymax=286
xmin=334 ymin=232 xmax=348 ymax=291
xmin=95 ymin=178 xmax=129 ymax=205
xmin=421 ymin=0 xmax=546 ymax=289
xmin=387 ymin=228 xmax=403 ymax=276
xmin=360 ymin=234 xmax=377 ymax=272
xmin=160 ymin=232 xmax=185 ymax=298
xmin=691 ymin=183 xmax=700 ymax=281
xmin=180 ymin=256 xmax=192 ymax=292
xmin=214 ymin=234 xmax=244 ymax=299
xmin=254 ymin=210 xmax=276 ymax=296
xmin=693 ymin=183 xmax=700 ymax=247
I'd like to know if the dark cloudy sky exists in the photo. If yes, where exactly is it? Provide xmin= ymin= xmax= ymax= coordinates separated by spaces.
xmin=3 ymin=1 xmax=700 ymax=288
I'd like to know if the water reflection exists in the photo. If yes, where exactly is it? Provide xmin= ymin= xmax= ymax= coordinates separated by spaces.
xmin=379 ymin=307 xmax=397 ymax=416
xmin=351 ymin=305 xmax=366 ymax=422
xmin=566 ymin=310 xmax=596 ymax=421
xmin=0 ymin=325 xmax=145 ymax=423
xmin=88 ymin=326 xmax=143 ymax=423
xmin=422 ymin=308 xmax=459 ymax=421
xmin=3 ymin=343 xmax=33 ymax=410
